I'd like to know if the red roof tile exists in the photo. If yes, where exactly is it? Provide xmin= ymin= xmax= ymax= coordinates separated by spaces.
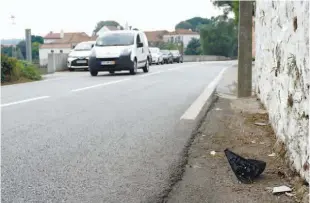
xmin=144 ymin=30 xmax=169 ymax=42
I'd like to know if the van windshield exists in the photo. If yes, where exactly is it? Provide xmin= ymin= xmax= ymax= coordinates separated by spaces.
xmin=96 ymin=33 xmax=135 ymax=47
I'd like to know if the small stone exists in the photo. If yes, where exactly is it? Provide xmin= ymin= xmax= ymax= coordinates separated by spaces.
xmin=272 ymin=185 xmax=292 ymax=194
xmin=255 ymin=122 xmax=268 ymax=126
xmin=210 ymin=151 xmax=216 ymax=156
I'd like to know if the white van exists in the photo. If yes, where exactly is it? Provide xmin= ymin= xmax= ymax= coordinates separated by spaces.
xmin=88 ymin=30 xmax=150 ymax=76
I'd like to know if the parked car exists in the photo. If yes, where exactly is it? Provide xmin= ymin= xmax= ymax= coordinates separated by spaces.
xmin=149 ymin=47 xmax=164 ymax=65
xmin=161 ymin=50 xmax=173 ymax=64
xmin=170 ymin=50 xmax=183 ymax=63
xmin=67 ymin=41 xmax=95 ymax=71
xmin=148 ymin=49 xmax=152 ymax=66
xmin=89 ymin=30 xmax=150 ymax=76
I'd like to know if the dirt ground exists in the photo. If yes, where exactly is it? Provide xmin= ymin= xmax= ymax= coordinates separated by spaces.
xmin=166 ymin=95 xmax=309 ymax=203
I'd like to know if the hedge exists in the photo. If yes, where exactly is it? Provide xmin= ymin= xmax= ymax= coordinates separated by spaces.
xmin=1 ymin=54 xmax=42 ymax=83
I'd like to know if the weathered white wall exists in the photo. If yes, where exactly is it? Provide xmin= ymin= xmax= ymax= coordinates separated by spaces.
xmin=39 ymin=48 xmax=71 ymax=66
xmin=254 ymin=1 xmax=309 ymax=181
xmin=163 ymin=34 xmax=200 ymax=48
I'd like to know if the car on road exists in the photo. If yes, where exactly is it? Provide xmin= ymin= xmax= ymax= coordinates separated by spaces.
xmin=149 ymin=47 xmax=164 ymax=65
xmin=148 ymin=49 xmax=152 ymax=66
xmin=171 ymin=50 xmax=183 ymax=63
xmin=67 ymin=41 xmax=95 ymax=71
xmin=161 ymin=50 xmax=173 ymax=64
xmin=88 ymin=30 xmax=150 ymax=76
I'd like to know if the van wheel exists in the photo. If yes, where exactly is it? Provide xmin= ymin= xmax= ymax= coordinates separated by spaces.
xmin=90 ymin=70 xmax=98 ymax=76
xmin=130 ymin=60 xmax=138 ymax=75
xmin=143 ymin=60 xmax=149 ymax=73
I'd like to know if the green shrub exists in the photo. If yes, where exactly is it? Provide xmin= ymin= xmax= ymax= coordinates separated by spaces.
xmin=19 ymin=61 xmax=42 ymax=81
xmin=1 ymin=55 xmax=42 ymax=83
xmin=1 ymin=54 xmax=19 ymax=82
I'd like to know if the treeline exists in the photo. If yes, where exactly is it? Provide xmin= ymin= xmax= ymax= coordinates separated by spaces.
xmin=176 ymin=16 xmax=238 ymax=57
xmin=1 ymin=35 xmax=44 ymax=62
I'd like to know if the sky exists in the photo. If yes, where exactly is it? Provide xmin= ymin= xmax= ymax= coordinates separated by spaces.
xmin=0 ymin=0 xmax=223 ymax=39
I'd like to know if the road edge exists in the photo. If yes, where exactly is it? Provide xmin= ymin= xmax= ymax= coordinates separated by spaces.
xmin=160 ymin=90 xmax=219 ymax=203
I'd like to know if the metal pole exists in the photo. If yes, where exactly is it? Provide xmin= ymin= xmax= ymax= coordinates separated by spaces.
xmin=237 ymin=1 xmax=253 ymax=97
xmin=25 ymin=29 xmax=32 ymax=62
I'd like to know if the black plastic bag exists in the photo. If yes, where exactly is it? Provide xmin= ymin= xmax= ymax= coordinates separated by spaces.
xmin=224 ymin=148 xmax=266 ymax=184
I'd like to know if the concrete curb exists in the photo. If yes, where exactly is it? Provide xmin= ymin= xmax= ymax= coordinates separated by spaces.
xmin=161 ymin=89 xmax=219 ymax=203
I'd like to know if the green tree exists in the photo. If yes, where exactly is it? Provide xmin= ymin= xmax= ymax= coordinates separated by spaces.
xmin=158 ymin=42 xmax=180 ymax=50
xmin=31 ymin=35 xmax=44 ymax=44
xmin=93 ymin=21 xmax=121 ymax=34
xmin=175 ymin=17 xmax=211 ymax=32
xmin=16 ymin=48 xmax=24 ymax=60
xmin=200 ymin=17 xmax=238 ymax=57
xmin=175 ymin=21 xmax=192 ymax=30
xmin=212 ymin=0 xmax=255 ymax=25
xmin=32 ymin=42 xmax=40 ymax=60
xmin=16 ymin=40 xmax=26 ymax=59
xmin=184 ymin=38 xmax=201 ymax=55
xmin=1 ymin=46 xmax=13 ymax=57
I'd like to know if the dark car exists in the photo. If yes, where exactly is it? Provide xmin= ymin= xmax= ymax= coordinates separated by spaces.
xmin=148 ymin=49 xmax=152 ymax=66
xmin=170 ymin=50 xmax=183 ymax=63
xmin=161 ymin=50 xmax=173 ymax=64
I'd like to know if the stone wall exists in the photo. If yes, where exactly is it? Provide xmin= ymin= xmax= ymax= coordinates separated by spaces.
xmin=254 ymin=1 xmax=309 ymax=181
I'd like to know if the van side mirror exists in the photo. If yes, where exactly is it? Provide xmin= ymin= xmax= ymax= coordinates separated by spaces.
xmin=137 ymin=42 xmax=143 ymax=48
xmin=72 ymin=45 xmax=75 ymax=49
xmin=91 ymin=44 xmax=94 ymax=48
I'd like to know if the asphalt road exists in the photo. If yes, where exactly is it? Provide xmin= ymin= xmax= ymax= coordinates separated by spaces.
xmin=1 ymin=61 xmax=234 ymax=203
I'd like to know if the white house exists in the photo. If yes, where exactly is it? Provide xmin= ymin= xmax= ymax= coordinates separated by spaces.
xmin=39 ymin=31 xmax=91 ymax=66
xmin=163 ymin=29 xmax=200 ymax=48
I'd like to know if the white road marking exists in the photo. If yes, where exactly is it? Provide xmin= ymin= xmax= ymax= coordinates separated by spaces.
xmin=139 ymin=71 xmax=163 ymax=77
xmin=167 ymin=67 xmax=181 ymax=71
xmin=71 ymin=79 xmax=131 ymax=92
xmin=180 ymin=67 xmax=228 ymax=120
xmin=1 ymin=96 xmax=51 ymax=108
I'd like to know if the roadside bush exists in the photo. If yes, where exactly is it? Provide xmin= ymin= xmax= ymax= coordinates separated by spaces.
xmin=19 ymin=61 xmax=42 ymax=81
xmin=1 ymin=54 xmax=42 ymax=83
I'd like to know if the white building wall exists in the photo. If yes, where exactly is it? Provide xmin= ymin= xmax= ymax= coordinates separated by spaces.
xmin=44 ymin=39 xmax=57 ymax=44
xmin=254 ymin=1 xmax=309 ymax=181
xmin=39 ymin=48 xmax=71 ymax=66
xmin=163 ymin=34 xmax=200 ymax=48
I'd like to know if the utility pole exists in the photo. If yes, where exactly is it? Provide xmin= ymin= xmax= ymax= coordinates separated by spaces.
xmin=10 ymin=15 xmax=17 ymax=58
xmin=25 ymin=29 xmax=32 ymax=62
xmin=237 ymin=1 xmax=253 ymax=97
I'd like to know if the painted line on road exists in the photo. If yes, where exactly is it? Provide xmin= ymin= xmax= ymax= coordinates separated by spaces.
xmin=138 ymin=71 xmax=163 ymax=77
xmin=71 ymin=79 xmax=131 ymax=92
xmin=180 ymin=67 xmax=228 ymax=120
xmin=1 ymin=96 xmax=51 ymax=108
xmin=167 ymin=67 xmax=181 ymax=71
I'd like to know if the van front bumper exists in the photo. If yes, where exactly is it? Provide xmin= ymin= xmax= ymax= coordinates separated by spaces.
xmin=89 ymin=55 xmax=134 ymax=72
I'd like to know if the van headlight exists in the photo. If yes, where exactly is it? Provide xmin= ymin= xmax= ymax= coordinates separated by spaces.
xmin=121 ymin=48 xmax=132 ymax=56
